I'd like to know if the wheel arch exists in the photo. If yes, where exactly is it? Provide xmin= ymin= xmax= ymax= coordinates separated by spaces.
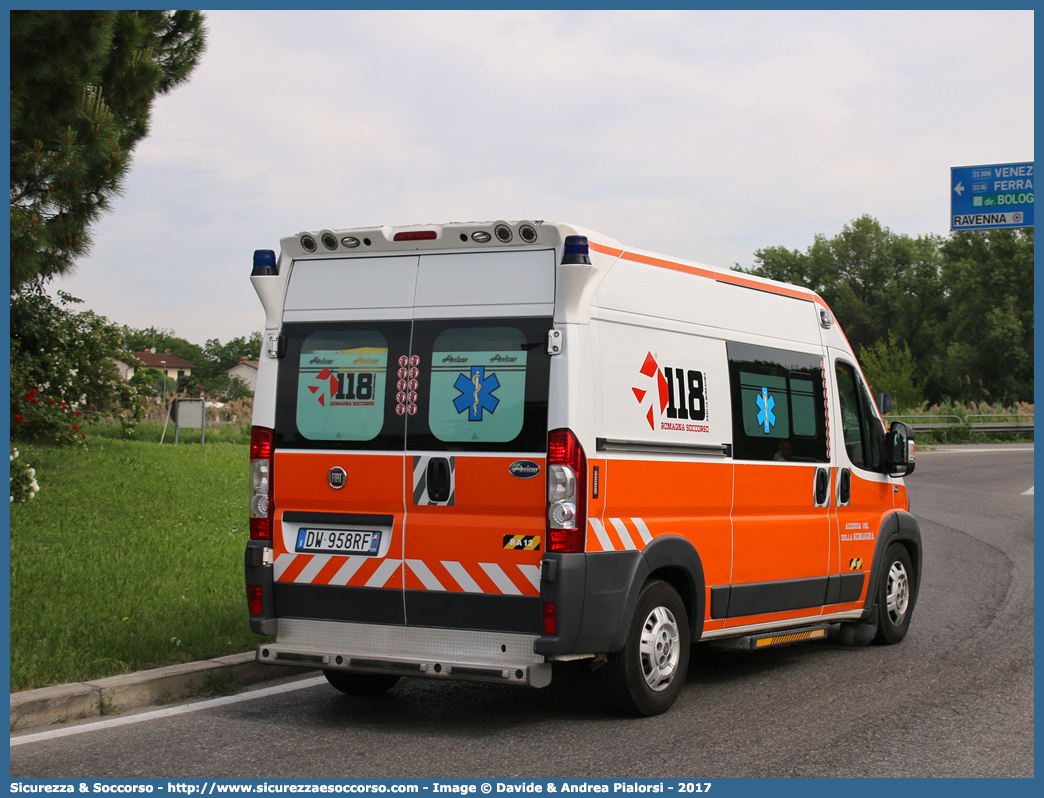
xmin=863 ymin=510 xmax=922 ymax=618
xmin=610 ymin=535 xmax=706 ymax=651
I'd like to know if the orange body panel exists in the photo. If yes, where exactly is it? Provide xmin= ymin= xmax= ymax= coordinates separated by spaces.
xmin=599 ymin=458 xmax=733 ymax=587
xmin=274 ymin=451 xmax=405 ymax=524
xmin=272 ymin=451 xmax=405 ymax=588
xmin=731 ymin=463 xmax=830 ymax=585
xmin=834 ymin=472 xmax=895 ymax=605
xmin=403 ymin=455 xmax=545 ymax=596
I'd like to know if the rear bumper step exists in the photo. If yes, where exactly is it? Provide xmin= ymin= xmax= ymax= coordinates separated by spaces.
xmin=708 ymin=624 xmax=828 ymax=652
xmin=258 ymin=644 xmax=551 ymax=687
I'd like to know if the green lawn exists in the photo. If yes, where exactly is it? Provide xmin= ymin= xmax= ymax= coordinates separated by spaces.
xmin=9 ymin=437 xmax=264 ymax=691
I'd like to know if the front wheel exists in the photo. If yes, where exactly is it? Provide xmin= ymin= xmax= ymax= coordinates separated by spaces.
xmin=873 ymin=543 xmax=915 ymax=644
xmin=323 ymin=670 xmax=401 ymax=696
xmin=600 ymin=580 xmax=690 ymax=717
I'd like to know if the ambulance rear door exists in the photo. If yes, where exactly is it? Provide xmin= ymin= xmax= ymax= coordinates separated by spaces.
xmin=400 ymin=250 xmax=556 ymax=634
xmin=271 ymin=255 xmax=419 ymax=627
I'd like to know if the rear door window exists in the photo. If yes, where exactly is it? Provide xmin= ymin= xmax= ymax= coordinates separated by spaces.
xmin=428 ymin=327 xmax=529 ymax=443
xmin=406 ymin=318 xmax=552 ymax=453
xmin=275 ymin=321 xmax=411 ymax=450
xmin=295 ymin=330 xmax=390 ymax=441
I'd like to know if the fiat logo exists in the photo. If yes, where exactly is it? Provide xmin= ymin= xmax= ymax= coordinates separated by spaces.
xmin=328 ymin=467 xmax=347 ymax=490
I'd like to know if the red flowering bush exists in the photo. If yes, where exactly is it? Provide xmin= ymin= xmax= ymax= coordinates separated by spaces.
xmin=10 ymin=284 xmax=144 ymax=445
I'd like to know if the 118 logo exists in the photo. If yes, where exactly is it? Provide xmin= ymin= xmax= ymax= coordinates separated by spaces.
xmin=632 ymin=352 xmax=707 ymax=431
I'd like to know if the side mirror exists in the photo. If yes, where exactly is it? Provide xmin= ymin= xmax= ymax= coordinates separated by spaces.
xmin=884 ymin=421 xmax=916 ymax=477
xmin=875 ymin=391 xmax=893 ymax=416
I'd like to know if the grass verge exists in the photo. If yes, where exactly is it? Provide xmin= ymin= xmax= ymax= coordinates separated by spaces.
xmin=10 ymin=437 xmax=265 ymax=691
xmin=84 ymin=419 xmax=252 ymax=446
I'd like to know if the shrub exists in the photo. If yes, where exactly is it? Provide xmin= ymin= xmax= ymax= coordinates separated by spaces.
xmin=10 ymin=447 xmax=39 ymax=503
xmin=10 ymin=284 xmax=145 ymax=445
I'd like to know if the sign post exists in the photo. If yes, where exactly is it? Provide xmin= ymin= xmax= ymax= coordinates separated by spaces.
xmin=171 ymin=397 xmax=206 ymax=445
xmin=951 ymin=162 xmax=1034 ymax=231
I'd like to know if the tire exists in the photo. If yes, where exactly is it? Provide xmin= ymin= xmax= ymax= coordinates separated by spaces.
xmin=600 ymin=580 xmax=690 ymax=717
xmin=873 ymin=543 xmax=915 ymax=644
xmin=323 ymin=670 xmax=401 ymax=696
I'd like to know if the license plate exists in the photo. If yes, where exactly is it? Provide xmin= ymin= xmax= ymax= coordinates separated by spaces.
xmin=295 ymin=528 xmax=382 ymax=555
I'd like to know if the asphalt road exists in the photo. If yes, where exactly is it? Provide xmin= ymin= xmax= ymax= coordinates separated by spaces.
xmin=11 ymin=444 xmax=1034 ymax=778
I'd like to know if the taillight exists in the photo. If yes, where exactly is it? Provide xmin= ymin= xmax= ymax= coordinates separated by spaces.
xmin=546 ymin=428 xmax=587 ymax=553
xmin=250 ymin=426 xmax=274 ymax=541
xmin=248 ymin=585 xmax=264 ymax=616
xmin=542 ymin=602 xmax=557 ymax=634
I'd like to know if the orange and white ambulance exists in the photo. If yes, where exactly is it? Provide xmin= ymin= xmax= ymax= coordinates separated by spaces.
xmin=244 ymin=220 xmax=919 ymax=716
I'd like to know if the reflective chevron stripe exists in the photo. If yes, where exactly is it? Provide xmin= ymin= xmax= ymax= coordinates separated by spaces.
xmin=588 ymin=517 xmax=654 ymax=552
xmin=274 ymin=553 xmax=539 ymax=595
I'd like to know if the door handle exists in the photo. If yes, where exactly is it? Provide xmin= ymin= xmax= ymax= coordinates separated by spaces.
xmin=426 ymin=457 xmax=451 ymax=504
xmin=814 ymin=467 xmax=830 ymax=506
xmin=838 ymin=467 xmax=851 ymax=506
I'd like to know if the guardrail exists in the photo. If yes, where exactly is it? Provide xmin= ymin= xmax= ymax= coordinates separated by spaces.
xmin=885 ymin=414 xmax=1034 ymax=436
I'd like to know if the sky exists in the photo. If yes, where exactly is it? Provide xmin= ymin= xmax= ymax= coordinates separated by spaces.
xmin=48 ymin=9 xmax=1035 ymax=347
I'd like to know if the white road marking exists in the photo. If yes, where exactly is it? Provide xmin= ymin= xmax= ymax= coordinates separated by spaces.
xmin=11 ymin=676 xmax=327 ymax=747
xmin=1021 ymin=486 xmax=1033 ymax=495
xmin=920 ymin=445 xmax=1033 ymax=454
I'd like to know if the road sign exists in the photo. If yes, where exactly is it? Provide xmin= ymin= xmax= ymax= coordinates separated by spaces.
xmin=951 ymin=162 xmax=1034 ymax=231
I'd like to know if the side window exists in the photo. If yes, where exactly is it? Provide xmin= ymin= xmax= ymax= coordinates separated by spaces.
xmin=727 ymin=342 xmax=828 ymax=463
xmin=835 ymin=361 xmax=883 ymax=471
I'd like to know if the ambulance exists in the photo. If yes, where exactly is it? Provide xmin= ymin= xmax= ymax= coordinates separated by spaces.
xmin=244 ymin=220 xmax=920 ymax=716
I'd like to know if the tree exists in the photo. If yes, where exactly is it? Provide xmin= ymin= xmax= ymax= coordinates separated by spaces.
xmin=937 ymin=228 xmax=1034 ymax=404
xmin=859 ymin=333 xmax=926 ymax=411
xmin=201 ymin=332 xmax=262 ymax=380
xmin=122 ymin=327 xmax=261 ymax=398
xmin=120 ymin=326 xmax=206 ymax=372
xmin=740 ymin=217 xmax=1034 ymax=406
xmin=10 ymin=10 xmax=206 ymax=290
xmin=741 ymin=216 xmax=946 ymax=369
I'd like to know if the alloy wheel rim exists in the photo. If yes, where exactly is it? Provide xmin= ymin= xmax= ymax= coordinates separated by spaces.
xmin=639 ymin=606 xmax=680 ymax=691
xmin=885 ymin=561 xmax=910 ymax=624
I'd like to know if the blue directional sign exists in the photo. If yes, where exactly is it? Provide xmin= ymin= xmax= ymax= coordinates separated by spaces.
xmin=951 ymin=162 xmax=1034 ymax=231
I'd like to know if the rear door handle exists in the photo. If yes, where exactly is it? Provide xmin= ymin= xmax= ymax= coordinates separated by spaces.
xmin=426 ymin=457 xmax=451 ymax=504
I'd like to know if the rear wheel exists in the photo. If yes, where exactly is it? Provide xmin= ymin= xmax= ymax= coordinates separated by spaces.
xmin=873 ymin=543 xmax=915 ymax=644
xmin=600 ymin=580 xmax=689 ymax=717
xmin=323 ymin=670 xmax=401 ymax=696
